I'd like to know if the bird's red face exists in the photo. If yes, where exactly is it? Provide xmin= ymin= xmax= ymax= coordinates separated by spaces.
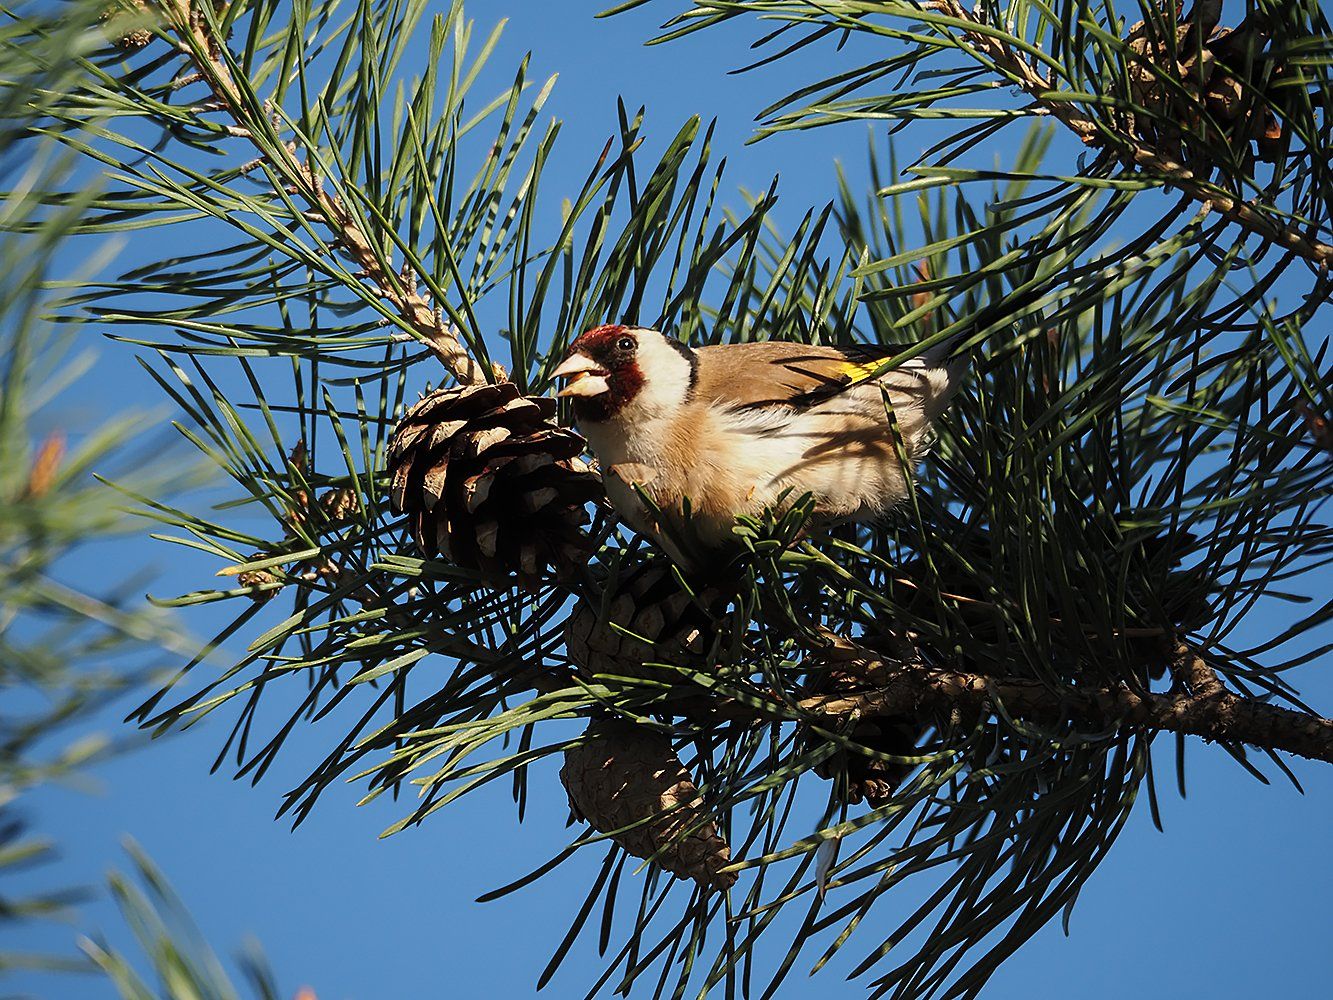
xmin=552 ymin=325 xmax=645 ymax=422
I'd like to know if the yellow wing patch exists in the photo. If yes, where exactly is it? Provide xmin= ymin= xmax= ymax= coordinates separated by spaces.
xmin=836 ymin=358 xmax=886 ymax=381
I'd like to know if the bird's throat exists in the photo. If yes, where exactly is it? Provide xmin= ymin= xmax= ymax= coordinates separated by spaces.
xmin=572 ymin=362 xmax=642 ymax=423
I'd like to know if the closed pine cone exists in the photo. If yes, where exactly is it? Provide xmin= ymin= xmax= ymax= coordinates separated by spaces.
xmin=561 ymin=718 xmax=735 ymax=890
xmin=564 ymin=562 xmax=731 ymax=683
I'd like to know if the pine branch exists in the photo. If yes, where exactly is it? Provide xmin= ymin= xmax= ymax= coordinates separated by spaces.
xmin=0 ymin=3 xmax=217 ymax=985
xmin=926 ymin=0 xmax=1333 ymax=267
xmin=156 ymin=0 xmax=487 ymax=384
xmin=772 ymin=643 xmax=1333 ymax=765
xmin=559 ymin=617 xmax=1333 ymax=764
xmin=48 ymin=2 xmax=1333 ymax=994
xmin=87 ymin=842 xmax=287 ymax=1000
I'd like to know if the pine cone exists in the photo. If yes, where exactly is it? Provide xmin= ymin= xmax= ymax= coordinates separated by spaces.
xmin=564 ymin=563 xmax=730 ymax=683
xmin=388 ymin=382 xmax=601 ymax=581
xmin=236 ymin=557 xmax=281 ymax=603
xmin=813 ymin=717 xmax=924 ymax=808
xmin=318 ymin=486 xmax=360 ymax=523
xmin=561 ymin=719 xmax=735 ymax=890
xmin=101 ymin=0 xmax=154 ymax=50
xmin=806 ymin=644 xmax=927 ymax=807
xmin=1123 ymin=8 xmax=1285 ymax=163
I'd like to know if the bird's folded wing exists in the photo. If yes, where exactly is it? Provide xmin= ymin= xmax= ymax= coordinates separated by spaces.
xmin=692 ymin=341 xmax=933 ymax=409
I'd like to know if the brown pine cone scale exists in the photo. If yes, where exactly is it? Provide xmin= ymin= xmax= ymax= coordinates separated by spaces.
xmin=561 ymin=719 xmax=735 ymax=890
xmin=564 ymin=563 xmax=729 ymax=683
xmin=388 ymin=382 xmax=601 ymax=581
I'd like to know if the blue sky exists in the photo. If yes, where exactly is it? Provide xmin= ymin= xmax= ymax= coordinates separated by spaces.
xmin=11 ymin=3 xmax=1333 ymax=998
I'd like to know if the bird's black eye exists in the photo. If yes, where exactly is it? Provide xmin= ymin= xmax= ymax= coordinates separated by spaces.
xmin=616 ymin=335 xmax=635 ymax=353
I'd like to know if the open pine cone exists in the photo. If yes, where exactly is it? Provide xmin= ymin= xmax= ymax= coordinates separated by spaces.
xmin=805 ymin=640 xmax=929 ymax=807
xmin=1124 ymin=4 xmax=1285 ymax=163
xmin=812 ymin=716 xmax=925 ymax=808
xmin=561 ymin=718 xmax=735 ymax=890
xmin=564 ymin=563 xmax=732 ymax=683
xmin=388 ymin=382 xmax=601 ymax=581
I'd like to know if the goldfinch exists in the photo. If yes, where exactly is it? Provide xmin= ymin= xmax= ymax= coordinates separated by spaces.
xmin=552 ymin=325 xmax=959 ymax=567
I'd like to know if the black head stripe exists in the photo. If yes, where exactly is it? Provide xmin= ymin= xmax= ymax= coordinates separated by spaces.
xmin=665 ymin=336 xmax=699 ymax=399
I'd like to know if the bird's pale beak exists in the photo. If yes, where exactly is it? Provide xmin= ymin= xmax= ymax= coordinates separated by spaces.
xmin=552 ymin=353 xmax=610 ymax=398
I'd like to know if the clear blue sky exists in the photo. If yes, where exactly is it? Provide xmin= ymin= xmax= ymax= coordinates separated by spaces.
xmin=11 ymin=3 xmax=1333 ymax=998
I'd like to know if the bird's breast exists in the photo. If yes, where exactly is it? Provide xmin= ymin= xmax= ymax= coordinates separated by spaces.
xmin=580 ymin=392 xmax=921 ymax=544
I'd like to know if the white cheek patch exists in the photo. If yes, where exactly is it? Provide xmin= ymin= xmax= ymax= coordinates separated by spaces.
xmin=557 ymin=373 xmax=611 ymax=398
xmin=629 ymin=330 xmax=694 ymax=414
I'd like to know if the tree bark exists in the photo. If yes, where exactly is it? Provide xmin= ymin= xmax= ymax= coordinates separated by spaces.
xmin=702 ymin=644 xmax=1333 ymax=765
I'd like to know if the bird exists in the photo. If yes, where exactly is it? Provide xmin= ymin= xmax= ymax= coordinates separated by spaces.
xmin=551 ymin=324 xmax=961 ymax=568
